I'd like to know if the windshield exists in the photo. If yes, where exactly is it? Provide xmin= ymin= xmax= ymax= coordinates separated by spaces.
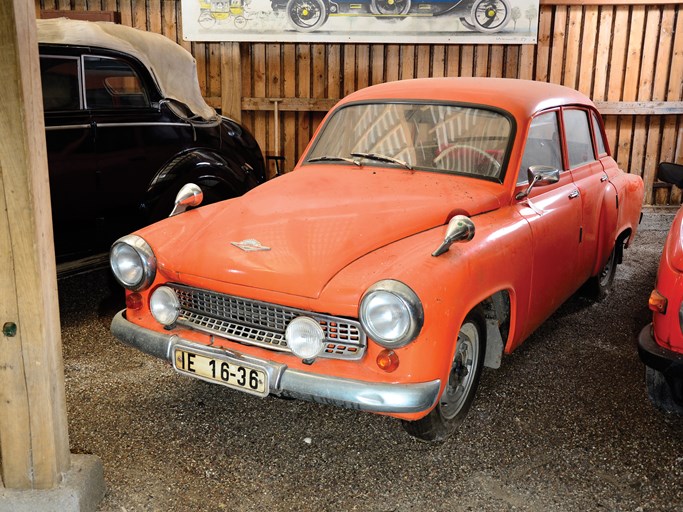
xmin=305 ymin=103 xmax=513 ymax=181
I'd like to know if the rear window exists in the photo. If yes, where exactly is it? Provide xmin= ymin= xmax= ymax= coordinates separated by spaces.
xmin=563 ymin=109 xmax=596 ymax=168
xmin=40 ymin=56 xmax=80 ymax=111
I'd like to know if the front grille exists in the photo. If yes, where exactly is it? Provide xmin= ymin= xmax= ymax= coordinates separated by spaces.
xmin=171 ymin=284 xmax=366 ymax=360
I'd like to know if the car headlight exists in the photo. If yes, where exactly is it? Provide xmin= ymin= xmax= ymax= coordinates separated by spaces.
xmin=110 ymin=234 xmax=156 ymax=291
xmin=359 ymin=280 xmax=423 ymax=348
xmin=150 ymin=286 xmax=180 ymax=326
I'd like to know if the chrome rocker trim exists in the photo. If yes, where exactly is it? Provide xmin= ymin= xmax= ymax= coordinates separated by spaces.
xmin=111 ymin=310 xmax=440 ymax=414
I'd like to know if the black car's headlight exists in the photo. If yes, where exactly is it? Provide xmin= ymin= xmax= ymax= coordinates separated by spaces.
xmin=359 ymin=280 xmax=423 ymax=348
xmin=110 ymin=235 xmax=156 ymax=291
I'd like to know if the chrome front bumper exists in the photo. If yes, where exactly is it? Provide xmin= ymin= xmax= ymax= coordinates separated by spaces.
xmin=110 ymin=310 xmax=441 ymax=415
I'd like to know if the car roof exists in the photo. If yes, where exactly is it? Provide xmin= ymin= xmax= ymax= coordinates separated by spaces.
xmin=37 ymin=18 xmax=216 ymax=120
xmin=337 ymin=78 xmax=596 ymax=120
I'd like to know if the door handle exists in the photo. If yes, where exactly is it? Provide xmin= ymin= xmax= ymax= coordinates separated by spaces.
xmin=600 ymin=174 xmax=608 ymax=182
xmin=568 ymin=190 xmax=580 ymax=199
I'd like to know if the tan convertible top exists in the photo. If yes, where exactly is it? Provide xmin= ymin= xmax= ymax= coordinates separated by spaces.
xmin=37 ymin=18 xmax=216 ymax=120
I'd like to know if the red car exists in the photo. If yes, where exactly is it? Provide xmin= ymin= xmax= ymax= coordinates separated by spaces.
xmin=110 ymin=78 xmax=644 ymax=441
xmin=639 ymin=162 xmax=683 ymax=414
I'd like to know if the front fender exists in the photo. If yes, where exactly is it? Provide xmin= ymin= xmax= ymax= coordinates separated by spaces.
xmin=142 ymin=148 xmax=258 ymax=219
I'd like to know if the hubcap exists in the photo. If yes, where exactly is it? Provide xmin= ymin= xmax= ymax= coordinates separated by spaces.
xmin=440 ymin=322 xmax=480 ymax=420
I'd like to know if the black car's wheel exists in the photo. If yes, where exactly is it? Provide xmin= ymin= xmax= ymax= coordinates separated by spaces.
xmin=369 ymin=0 xmax=411 ymax=18
xmin=402 ymin=310 xmax=486 ymax=442
xmin=584 ymin=245 xmax=617 ymax=301
xmin=286 ymin=0 xmax=328 ymax=32
xmin=469 ymin=0 xmax=510 ymax=33
xmin=645 ymin=366 xmax=683 ymax=415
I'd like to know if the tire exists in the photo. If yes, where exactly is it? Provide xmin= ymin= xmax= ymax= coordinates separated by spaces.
xmin=286 ymin=0 xmax=328 ymax=32
xmin=645 ymin=366 xmax=683 ymax=415
xmin=469 ymin=0 xmax=511 ymax=33
xmin=402 ymin=310 xmax=486 ymax=442
xmin=584 ymin=245 xmax=617 ymax=301
xmin=369 ymin=0 xmax=411 ymax=18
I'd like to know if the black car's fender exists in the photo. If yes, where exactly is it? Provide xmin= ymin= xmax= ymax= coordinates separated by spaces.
xmin=143 ymin=148 xmax=258 ymax=221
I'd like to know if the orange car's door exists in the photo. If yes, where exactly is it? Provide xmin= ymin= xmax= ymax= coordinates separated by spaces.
xmin=563 ymin=108 xmax=615 ymax=281
xmin=513 ymin=111 xmax=583 ymax=344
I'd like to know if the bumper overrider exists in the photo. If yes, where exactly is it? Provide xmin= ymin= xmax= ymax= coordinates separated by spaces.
xmin=638 ymin=323 xmax=683 ymax=378
xmin=110 ymin=310 xmax=441 ymax=414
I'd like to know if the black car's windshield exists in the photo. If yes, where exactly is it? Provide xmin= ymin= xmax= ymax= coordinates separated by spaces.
xmin=305 ymin=102 xmax=512 ymax=180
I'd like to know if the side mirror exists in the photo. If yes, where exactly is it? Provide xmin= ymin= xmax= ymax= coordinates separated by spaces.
xmin=657 ymin=162 xmax=683 ymax=188
xmin=515 ymin=165 xmax=561 ymax=200
xmin=432 ymin=215 xmax=475 ymax=257
xmin=169 ymin=183 xmax=203 ymax=217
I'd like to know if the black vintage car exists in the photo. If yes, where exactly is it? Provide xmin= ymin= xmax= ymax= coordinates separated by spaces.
xmin=38 ymin=19 xmax=266 ymax=273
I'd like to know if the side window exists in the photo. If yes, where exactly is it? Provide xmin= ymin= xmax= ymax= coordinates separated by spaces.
xmin=83 ymin=56 xmax=150 ymax=109
xmin=591 ymin=112 xmax=607 ymax=156
xmin=563 ymin=109 xmax=596 ymax=168
xmin=518 ymin=111 xmax=563 ymax=184
xmin=40 ymin=56 xmax=80 ymax=111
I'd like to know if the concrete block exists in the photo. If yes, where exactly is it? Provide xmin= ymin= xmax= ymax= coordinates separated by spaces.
xmin=0 ymin=454 xmax=105 ymax=512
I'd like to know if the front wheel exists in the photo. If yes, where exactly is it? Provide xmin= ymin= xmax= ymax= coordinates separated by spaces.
xmin=402 ymin=310 xmax=486 ymax=442
xmin=469 ymin=0 xmax=511 ymax=33
xmin=286 ymin=0 xmax=328 ymax=32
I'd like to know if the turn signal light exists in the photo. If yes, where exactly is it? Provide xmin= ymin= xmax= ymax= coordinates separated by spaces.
xmin=376 ymin=349 xmax=399 ymax=373
xmin=126 ymin=292 xmax=143 ymax=311
xmin=648 ymin=289 xmax=668 ymax=314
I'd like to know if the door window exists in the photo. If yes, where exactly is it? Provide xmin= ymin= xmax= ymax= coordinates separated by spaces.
xmin=591 ymin=112 xmax=607 ymax=156
xmin=40 ymin=56 xmax=81 ymax=111
xmin=563 ymin=109 xmax=596 ymax=168
xmin=83 ymin=56 xmax=150 ymax=109
xmin=518 ymin=111 xmax=563 ymax=184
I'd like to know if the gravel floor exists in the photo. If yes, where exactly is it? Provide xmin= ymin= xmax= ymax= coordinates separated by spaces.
xmin=57 ymin=211 xmax=683 ymax=512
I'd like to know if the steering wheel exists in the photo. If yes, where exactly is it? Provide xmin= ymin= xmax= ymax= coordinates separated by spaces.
xmin=434 ymin=144 xmax=501 ymax=176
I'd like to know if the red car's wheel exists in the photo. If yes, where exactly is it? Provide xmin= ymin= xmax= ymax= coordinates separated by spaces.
xmin=402 ymin=309 xmax=486 ymax=442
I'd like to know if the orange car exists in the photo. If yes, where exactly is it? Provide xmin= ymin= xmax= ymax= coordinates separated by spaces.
xmin=110 ymin=78 xmax=644 ymax=441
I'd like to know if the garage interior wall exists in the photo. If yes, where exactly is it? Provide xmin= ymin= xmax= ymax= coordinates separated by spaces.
xmin=37 ymin=0 xmax=683 ymax=205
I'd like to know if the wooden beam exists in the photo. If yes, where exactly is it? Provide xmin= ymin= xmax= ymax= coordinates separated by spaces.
xmin=0 ymin=0 xmax=70 ymax=489
xmin=595 ymin=101 xmax=683 ymax=115
xmin=241 ymin=97 xmax=338 ymax=112
xmin=221 ymin=42 xmax=242 ymax=122
xmin=540 ymin=0 xmax=680 ymax=5
xmin=221 ymin=97 xmax=683 ymax=116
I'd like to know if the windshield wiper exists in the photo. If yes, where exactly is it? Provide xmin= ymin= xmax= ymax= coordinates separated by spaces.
xmin=308 ymin=155 xmax=361 ymax=166
xmin=350 ymin=152 xmax=413 ymax=170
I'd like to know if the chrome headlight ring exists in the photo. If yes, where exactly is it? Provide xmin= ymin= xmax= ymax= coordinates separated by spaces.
xmin=359 ymin=280 xmax=424 ymax=348
xmin=110 ymin=234 xmax=157 ymax=292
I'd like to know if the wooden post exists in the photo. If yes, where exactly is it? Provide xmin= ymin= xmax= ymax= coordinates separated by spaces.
xmin=0 ymin=0 xmax=70 ymax=489
xmin=221 ymin=42 xmax=242 ymax=122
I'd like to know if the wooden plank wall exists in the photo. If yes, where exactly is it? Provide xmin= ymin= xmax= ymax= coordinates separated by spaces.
xmin=38 ymin=0 xmax=683 ymax=205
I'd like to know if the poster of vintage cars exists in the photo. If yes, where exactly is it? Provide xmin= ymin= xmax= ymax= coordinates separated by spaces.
xmin=180 ymin=0 xmax=539 ymax=43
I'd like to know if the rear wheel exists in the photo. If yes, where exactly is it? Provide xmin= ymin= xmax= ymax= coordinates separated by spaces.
xmin=286 ymin=0 xmax=328 ymax=32
xmin=402 ymin=310 xmax=486 ymax=442
xmin=645 ymin=366 xmax=683 ymax=414
xmin=584 ymin=245 xmax=617 ymax=301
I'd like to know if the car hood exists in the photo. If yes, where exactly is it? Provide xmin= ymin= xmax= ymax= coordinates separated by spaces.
xmin=147 ymin=166 xmax=501 ymax=298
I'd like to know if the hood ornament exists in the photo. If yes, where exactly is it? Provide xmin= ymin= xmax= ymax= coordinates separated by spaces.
xmin=231 ymin=239 xmax=271 ymax=252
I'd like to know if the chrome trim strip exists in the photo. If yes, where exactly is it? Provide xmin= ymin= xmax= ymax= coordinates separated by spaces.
xmin=111 ymin=310 xmax=440 ymax=414
xmin=45 ymin=124 xmax=91 ymax=131
xmin=96 ymin=122 xmax=192 ymax=128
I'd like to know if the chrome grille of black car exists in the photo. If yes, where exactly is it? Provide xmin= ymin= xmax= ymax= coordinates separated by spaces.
xmin=171 ymin=284 xmax=366 ymax=360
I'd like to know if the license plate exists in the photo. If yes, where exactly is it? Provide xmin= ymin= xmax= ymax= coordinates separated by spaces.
xmin=173 ymin=348 xmax=268 ymax=397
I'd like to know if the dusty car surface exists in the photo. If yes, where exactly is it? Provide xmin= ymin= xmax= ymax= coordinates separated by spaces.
xmin=38 ymin=18 xmax=265 ymax=272
xmin=639 ymin=162 xmax=683 ymax=415
xmin=110 ymin=78 xmax=644 ymax=441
